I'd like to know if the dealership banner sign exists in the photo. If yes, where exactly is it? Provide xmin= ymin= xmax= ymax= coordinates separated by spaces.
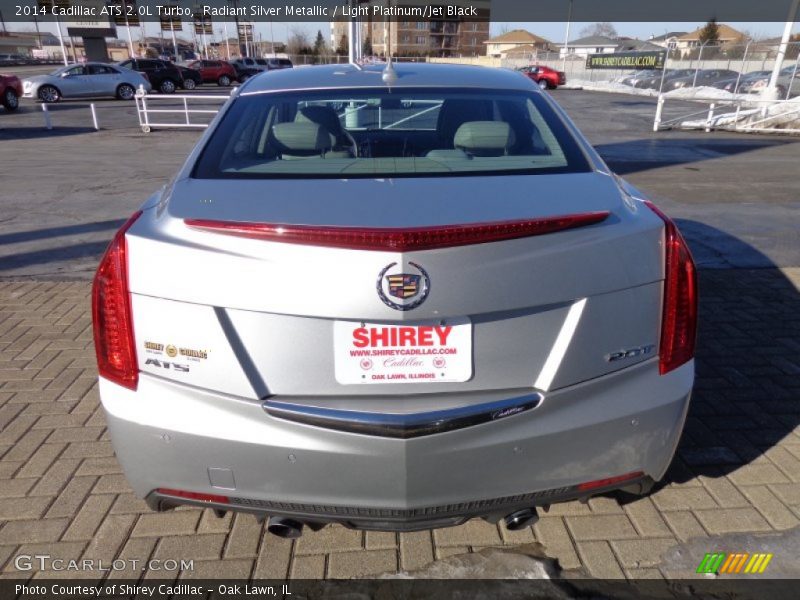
xmin=586 ymin=51 xmax=667 ymax=70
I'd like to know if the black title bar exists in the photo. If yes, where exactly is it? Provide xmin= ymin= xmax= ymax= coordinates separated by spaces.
xmin=4 ymin=0 xmax=800 ymax=23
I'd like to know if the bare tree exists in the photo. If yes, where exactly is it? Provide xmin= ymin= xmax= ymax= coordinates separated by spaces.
xmin=287 ymin=27 xmax=312 ymax=55
xmin=579 ymin=22 xmax=618 ymax=39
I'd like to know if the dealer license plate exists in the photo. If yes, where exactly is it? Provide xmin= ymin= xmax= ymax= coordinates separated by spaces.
xmin=333 ymin=318 xmax=472 ymax=384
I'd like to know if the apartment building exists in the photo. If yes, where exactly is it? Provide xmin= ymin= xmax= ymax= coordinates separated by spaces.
xmin=330 ymin=1 xmax=490 ymax=57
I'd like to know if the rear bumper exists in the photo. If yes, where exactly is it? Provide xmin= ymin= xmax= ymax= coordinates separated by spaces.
xmin=101 ymin=359 xmax=692 ymax=530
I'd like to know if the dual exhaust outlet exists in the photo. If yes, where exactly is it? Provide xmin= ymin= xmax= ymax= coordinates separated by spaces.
xmin=265 ymin=508 xmax=540 ymax=539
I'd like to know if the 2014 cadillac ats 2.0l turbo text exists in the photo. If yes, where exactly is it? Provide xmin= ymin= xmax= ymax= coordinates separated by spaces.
xmin=92 ymin=63 xmax=697 ymax=538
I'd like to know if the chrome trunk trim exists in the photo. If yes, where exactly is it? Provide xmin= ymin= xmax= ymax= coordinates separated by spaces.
xmin=262 ymin=392 xmax=543 ymax=438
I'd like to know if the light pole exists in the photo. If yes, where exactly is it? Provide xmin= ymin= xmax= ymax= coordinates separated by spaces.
xmin=561 ymin=0 xmax=573 ymax=72
xmin=50 ymin=0 xmax=69 ymax=65
xmin=122 ymin=0 xmax=135 ymax=58
xmin=222 ymin=23 xmax=231 ymax=59
xmin=766 ymin=0 xmax=800 ymax=99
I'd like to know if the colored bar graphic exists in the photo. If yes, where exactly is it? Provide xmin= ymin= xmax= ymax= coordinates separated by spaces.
xmin=697 ymin=553 xmax=726 ymax=574
xmin=698 ymin=552 xmax=773 ymax=574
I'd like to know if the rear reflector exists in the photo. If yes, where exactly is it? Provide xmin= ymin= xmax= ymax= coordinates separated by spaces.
xmin=645 ymin=201 xmax=698 ymax=375
xmin=577 ymin=471 xmax=644 ymax=492
xmin=157 ymin=488 xmax=230 ymax=504
xmin=184 ymin=212 xmax=610 ymax=251
xmin=91 ymin=211 xmax=142 ymax=391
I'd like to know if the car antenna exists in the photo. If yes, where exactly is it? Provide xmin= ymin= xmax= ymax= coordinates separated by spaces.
xmin=381 ymin=4 xmax=397 ymax=85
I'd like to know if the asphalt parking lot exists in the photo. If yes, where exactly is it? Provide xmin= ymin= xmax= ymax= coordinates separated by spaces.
xmin=0 ymin=89 xmax=799 ymax=580
xmin=2 ymin=89 xmax=799 ymax=278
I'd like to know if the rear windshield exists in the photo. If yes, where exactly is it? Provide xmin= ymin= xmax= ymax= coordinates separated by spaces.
xmin=193 ymin=87 xmax=591 ymax=179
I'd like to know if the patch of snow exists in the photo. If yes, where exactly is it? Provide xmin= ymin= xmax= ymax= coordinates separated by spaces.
xmin=561 ymin=80 xmax=659 ymax=97
xmin=681 ymin=94 xmax=800 ymax=131
xmin=563 ymin=79 xmax=800 ymax=132
xmin=377 ymin=544 xmax=562 ymax=581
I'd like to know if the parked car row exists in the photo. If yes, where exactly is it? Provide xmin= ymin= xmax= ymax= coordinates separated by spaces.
xmin=15 ymin=57 xmax=294 ymax=103
xmin=617 ymin=65 xmax=800 ymax=97
xmin=714 ymin=65 xmax=800 ymax=98
xmin=0 ymin=53 xmax=55 ymax=67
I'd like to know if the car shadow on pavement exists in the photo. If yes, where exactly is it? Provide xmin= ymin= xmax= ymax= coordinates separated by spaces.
xmin=595 ymin=136 xmax=798 ymax=175
xmin=0 ymin=126 xmax=100 ymax=139
xmin=0 ymin=219 xmax=125 ymax=246
xmin=618 ymin=220 xmax=800 ymax=500
xmin=20 ymin=100 xmax=125 ymax=111
xmin=0 ymin=240 xmax=111 ymax=273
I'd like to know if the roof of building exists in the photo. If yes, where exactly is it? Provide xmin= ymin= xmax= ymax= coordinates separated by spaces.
xmin=616 ymin=39 xmax=664 ymax=52
xmin=566 ymin=35 xmax=619 ymax=47
xmin=240 ymin=62 xmax=535 ymax=95
xmin=678 ymin=24 xmax=746 ymax=42
xmin=485 ymin=29 xmax=551 ymax=46
xmin=503 ymin=44 xmax=542 ymax=55
xmin=650 ymin=32 xmax=687 ymax=42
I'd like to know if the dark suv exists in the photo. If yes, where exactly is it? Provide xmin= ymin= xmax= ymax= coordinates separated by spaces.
xmin=117 ymin=59 xmax=195 ymax=94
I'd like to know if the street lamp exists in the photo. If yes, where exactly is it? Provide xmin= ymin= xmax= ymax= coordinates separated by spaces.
xmin=561 ymin=0 xmax=573 ymax=72
xmin=765 ymin=0 xmax=800 ymax=99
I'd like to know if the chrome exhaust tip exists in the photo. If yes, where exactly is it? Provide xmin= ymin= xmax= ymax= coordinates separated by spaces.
xmin=504 ymin=508 xmax=539 ymax=531
xmin=267 ymin=517 xmax=304 ymax=539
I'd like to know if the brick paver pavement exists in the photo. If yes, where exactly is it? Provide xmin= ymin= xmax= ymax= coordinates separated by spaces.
xmin=0 ymin=270 xmax=799 ymax=580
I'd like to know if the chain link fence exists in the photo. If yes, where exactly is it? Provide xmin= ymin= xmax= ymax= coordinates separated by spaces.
xmin=203 ymin=43 xmax=800 ymax=99
xmin=502 ymin=42 xmax=800 ymax=98
xmin=416 ymin=42 xmax=800 ymax=99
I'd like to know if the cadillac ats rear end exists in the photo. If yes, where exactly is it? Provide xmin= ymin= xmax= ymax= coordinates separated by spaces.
xmin=93 ymin=63 xmax=696 ymax=536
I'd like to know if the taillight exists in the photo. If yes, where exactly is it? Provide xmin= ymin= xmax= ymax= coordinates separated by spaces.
xmin=645 ymin=201 xmax=697 ymax=375
xmin=577 ymin=471 xmax=644 ymax=492
xmin=184 ymin=212 xmax=610 ymax=251
xmin=92 ymin=211 xmax=142 ymax=390
xmin=157 ymin=488 xmax=230 ymax=504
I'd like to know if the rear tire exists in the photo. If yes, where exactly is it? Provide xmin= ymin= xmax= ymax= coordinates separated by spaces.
xmin=238 ymin=74 xmax=250 ymax=84
xmin=2 ymin=87 xmax=19 ymax=111
xmin=38 ymin=85 xmax=60 ymax=103
xmin=159 ymin=79 xmax=176 ymax=94
xmin=116 ymin=83 xmax=135 ymax=100
xmin=182 ymin=78 xmax=197 ymax=91
xmin=218 ymin=75 xmax=231 ymax=87
xmin=538 ymin=79 xmax=549 ymax=90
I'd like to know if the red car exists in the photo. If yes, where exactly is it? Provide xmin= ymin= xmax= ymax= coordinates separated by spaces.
xmin=1 ymin=73 xmax=22 ymax=111
xmin=186 ymin=59 xmax=237 ymax=87
xmin=518 ymin=65 xmax=567 ymax=90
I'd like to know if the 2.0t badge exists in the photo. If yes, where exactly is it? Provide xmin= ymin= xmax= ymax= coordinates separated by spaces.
xmin=377 ymin=262 xmax=430 ymax=311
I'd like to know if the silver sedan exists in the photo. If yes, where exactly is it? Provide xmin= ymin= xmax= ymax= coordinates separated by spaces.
xmin=23 ymin=62 xmax=151 ymax=103
xmin=93 ymin=63 xmax=696 ymax=538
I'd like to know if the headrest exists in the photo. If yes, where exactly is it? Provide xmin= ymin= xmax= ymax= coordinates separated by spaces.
xmin=270 ymin=122 xmax=336 ymax=155
xmin=294 ymin=105 xmax=343 ymax=135
xmin=453 ymin=121 xmax=515 ymax=156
